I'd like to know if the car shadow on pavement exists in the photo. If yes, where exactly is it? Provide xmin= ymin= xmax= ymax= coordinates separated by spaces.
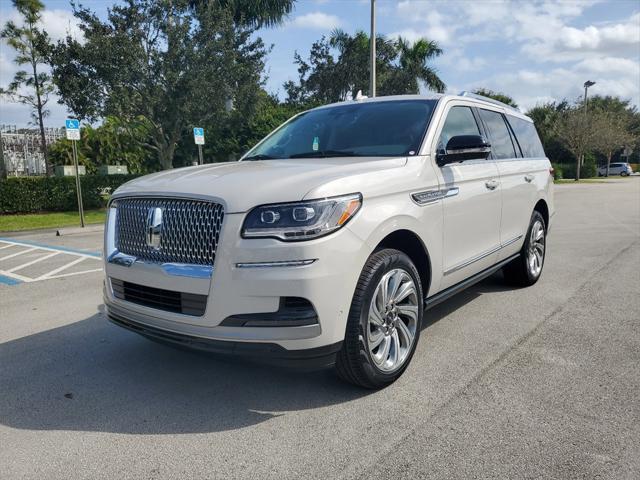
xmin=0 ymin=274 xmax=506 ymax=435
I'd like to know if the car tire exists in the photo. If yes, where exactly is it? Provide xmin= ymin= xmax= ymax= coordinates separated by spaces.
xmin=335 ymin=248 xmax=423 ymax=389
xmin=621 ymin=172 xmax=629 ymax=177
xmin=503 ymin=210 xmax=547 ymax=287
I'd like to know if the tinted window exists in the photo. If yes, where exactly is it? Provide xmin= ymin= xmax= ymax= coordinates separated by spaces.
xmin=479 ymin=109 xmax=516 ymax=159
xmin=438 ymin=106 xmax=480 ymax=150
xmin=610 ymin=163 xmax=622 ymax=168
xmin=507 ymin=115 xmax=546 ymax=158
xmin=246 ymin=100 xmax=436 ymax=159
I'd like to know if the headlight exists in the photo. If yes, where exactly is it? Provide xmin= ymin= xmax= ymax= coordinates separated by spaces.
xmin=242 ymin=193 xmax=362 ymax=241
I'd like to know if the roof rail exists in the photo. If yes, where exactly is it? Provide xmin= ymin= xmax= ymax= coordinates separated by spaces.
xmin=458 ymin=91 xmax=521 ymax=112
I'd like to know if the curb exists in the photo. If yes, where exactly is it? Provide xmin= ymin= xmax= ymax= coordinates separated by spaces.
xmin=56 ymin=224 xmax=105 ymax=236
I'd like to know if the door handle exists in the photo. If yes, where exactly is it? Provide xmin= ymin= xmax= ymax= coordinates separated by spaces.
xmin=485 ymin=179 xmax=499 ymax=190
xmin=524 ymin=174 xmax=534 ymax=183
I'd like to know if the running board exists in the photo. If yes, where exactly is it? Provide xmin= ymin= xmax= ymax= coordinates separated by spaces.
xmin=424 ymin=254 xmax=520 ymax=310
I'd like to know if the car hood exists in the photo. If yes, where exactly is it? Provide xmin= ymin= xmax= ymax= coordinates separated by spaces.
xmin=113 ymin=157 xmax=407 ymax=213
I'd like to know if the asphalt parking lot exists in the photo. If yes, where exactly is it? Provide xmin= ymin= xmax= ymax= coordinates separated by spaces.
xmin=1 ymin=179 xmax=639 ymax=480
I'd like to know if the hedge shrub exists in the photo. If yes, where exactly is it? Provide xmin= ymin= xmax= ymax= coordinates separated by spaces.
xmin=551 ymin=163 xmax=563 ymax=180
xmin=0 ymin=175 xmax=140 ymax=214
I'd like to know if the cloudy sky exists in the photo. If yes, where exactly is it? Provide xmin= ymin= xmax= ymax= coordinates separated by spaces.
xmin=1 ymin=0 xmax=639 ymax=128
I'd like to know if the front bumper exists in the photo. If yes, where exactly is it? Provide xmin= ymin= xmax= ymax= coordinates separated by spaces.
xmin=108 ymin=309 xmax=343 ymax=369
xmin=104 ymin=207 xmax=370 ymax=353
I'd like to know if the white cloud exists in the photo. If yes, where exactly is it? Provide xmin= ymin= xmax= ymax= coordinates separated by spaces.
xmin=394 ymin=0 xmax=640 ymax=108
xmin=40 ymin=9 xmax=83 ymax=42
xmin=467 ymin=59 xmax=640 ymax=112
xmin=289 ymin=12 xmax=342 ymax=30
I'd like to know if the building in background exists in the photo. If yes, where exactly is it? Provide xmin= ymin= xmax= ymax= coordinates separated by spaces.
xmin=0 ymin=125 xmax=63 ymax=176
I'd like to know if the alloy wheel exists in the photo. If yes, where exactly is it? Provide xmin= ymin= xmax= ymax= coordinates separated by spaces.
xmin=527 ymin=220 xmax=545 ymax=278
xmin=367 ymin=268 xmax=419 ymax=373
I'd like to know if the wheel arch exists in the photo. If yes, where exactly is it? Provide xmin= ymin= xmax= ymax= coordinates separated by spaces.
xmin=534 ymin=198 xmax=549 ymax=228
xmin=373 ymin=229 xmax=432 ymax=296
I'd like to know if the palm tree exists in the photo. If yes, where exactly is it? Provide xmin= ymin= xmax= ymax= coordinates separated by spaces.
xmin=189 ymin=0 xmax=295 ymax=27
xmin=394 ymin=37 xmax=445 ymax=94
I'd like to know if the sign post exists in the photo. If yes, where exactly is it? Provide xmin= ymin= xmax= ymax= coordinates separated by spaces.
xmin=193 ymin=127 xmax=205 ymax=165
xmin=66 ymin=119 xmax=85 ymax=228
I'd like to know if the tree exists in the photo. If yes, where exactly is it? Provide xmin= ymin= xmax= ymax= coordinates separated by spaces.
xmin=555 ymin=107 xmax=598 ymax=181
xmin=48 ymin=116 xmax=156 ymax=174
xmin=0 ymin=132 xmax=6 ymax=179
xmin=0 ymin=0 xmax=54 ymax=175
xmin=592 ymin=112 xmax=633 ymax=176
xmin=285 ymin=31 xmax=445 ymax=106
xmin=526 ymin=101 xmax=572 ymax=163
xmin=50 ymin=0 xmax=270 ymax=170
xmin=586 ymin=95 xmax=640 ymax=164
xmin=472 ymin=88 xmax=518 ymax=108
xmin=387 ymin=38 xmax=445 ymax=94
xmin=188 ymin=0 xmax=294 ymax=27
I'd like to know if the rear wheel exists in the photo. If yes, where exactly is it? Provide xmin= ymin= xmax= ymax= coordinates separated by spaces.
xmin=503 ymin=211 xmax=546 ymax=287
xmin=336 ymin=249 xmax=423 ymax=389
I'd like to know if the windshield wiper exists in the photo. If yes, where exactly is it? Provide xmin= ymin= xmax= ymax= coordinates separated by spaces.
xmin=288 ymin=150 xmax=362 ymax=158
xmin=243 ymin=154 xmax=277 ymax=161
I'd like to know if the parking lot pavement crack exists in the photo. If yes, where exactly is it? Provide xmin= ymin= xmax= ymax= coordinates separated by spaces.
xmin=349 ymin=238 xmax=639 ymax=480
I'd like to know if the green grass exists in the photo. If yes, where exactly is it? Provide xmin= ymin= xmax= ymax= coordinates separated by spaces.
xmin=0 ymin=209 xmax=106 ymax=232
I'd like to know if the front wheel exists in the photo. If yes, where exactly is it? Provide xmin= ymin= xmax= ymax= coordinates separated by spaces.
xmin=503 ymin=211 xmax=547 ymax=287
xmin=336 ymin=249 xmax=423 ymax=389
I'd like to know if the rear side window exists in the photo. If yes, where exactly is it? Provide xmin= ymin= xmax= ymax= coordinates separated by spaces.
xmin=507 ymin=115 xmax=546 ymax=158
xmin=438 ymin=106 xmax=480 ymax=150
xmin=478 ymin=109 xmax=517 ymax=160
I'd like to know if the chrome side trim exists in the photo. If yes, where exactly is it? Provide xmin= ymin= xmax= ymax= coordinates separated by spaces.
xmin=501 ymin=234 xmax=523 ymax=248
xmin=444 ymin=234 xmax=523 ymax=276
xmin=411 ymin=187 xmax=459 ymax=205
xmin=235 ymin=259 xmax=317 ymax=269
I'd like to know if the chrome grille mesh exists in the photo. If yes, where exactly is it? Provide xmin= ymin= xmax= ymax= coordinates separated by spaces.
xmin=114 ymin=197 xmax=224 ymax=266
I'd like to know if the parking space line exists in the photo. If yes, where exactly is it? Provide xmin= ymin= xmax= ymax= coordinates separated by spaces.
xmin=47 ymin=268 xmax=103 ymax=280
xmin=0 ymin=238 xmax=101 ymax=258
xmin=6 ymin=251 xmax=61 ymax=273
xmin=37 ymin=257 xmax=87 ymax=279
xmin=0 ymin=247 xmax=37 ymax=262
xmin=0 ymin=239 xmax=102 ymax=285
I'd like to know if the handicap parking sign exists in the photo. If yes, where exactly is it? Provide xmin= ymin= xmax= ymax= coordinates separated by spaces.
xmin=65 ymin=119 xmax=80 ymax=140
xmin=193 ymin=127 xmax=205 ymax=145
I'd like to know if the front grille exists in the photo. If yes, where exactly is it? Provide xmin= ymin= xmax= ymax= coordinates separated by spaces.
xmin=111 ymin=278 xmax=207 ymax=316
xmin=114 ymin=197 xmax=224 ymax=266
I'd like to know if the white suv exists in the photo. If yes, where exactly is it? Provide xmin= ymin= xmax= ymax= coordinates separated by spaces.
xmin=104 ymin=93 xmax=554 ymax=388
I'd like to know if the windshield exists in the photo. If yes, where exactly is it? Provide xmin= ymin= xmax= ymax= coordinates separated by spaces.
xmin=244 ymin=100 xmax=437 ymax=160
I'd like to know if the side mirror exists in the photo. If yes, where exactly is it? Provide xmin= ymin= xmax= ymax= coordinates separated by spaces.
xmin=437 ymin=135 xmax=491 ymax=166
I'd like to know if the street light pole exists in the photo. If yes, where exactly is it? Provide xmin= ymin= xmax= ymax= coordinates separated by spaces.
xmin=370 ymin=0 xmax=376 ymax=97
xmin=577 ymin=80 xmax=596 ymax=181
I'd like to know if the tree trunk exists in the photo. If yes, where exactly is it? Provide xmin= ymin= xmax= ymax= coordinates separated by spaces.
xmin=32 ymin=62 xmax=51 ymax=176
xmin=575 ymin=155 xmax=581 ymax=181
xmin=605 ymin=152 xmax=612 ymax=177
xmin=0 ymin=131 xmax=6 ymax=179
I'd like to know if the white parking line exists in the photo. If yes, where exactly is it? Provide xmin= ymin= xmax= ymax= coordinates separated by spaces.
xmin=0 ymin=247 xmax=37 ymax=262
xmin=37 ymin=256 xmax=87 ymax=280
xmin=0 ymin=240 xmax=102 ymax=285
xmin=7 ymin=251 xmax=60 ymax=273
